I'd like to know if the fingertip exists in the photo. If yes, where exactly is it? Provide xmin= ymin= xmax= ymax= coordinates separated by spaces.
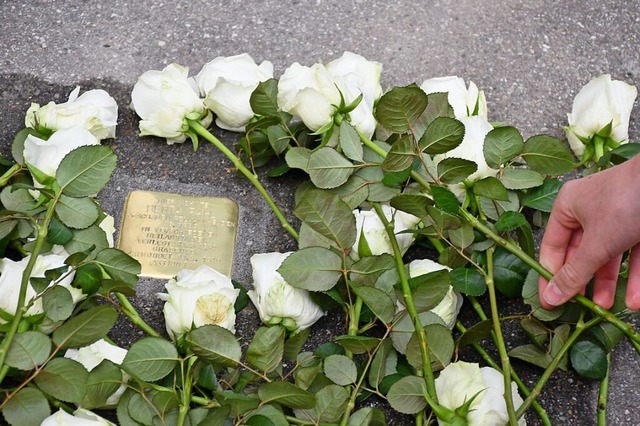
xmin=542 ymin=281 xmax=570 ymax=307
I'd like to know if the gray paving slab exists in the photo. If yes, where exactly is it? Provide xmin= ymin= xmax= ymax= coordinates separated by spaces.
xmin=2 ymin=0 xmax=640 ymax=424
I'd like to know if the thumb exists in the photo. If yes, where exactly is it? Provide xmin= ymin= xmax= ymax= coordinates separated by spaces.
xmin=542 ymin=246 xmax=600 ymax=307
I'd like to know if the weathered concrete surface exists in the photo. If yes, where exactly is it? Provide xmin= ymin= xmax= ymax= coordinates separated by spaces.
xmin=2 ymin=1 xmax=640 ymax=424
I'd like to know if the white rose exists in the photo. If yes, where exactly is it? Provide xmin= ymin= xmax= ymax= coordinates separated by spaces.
xmin=351 ymin=204 xmax=421 ymax=260
xmin=566 ymin=74 xmax=637 ymax=157
xmin=98 ymin=215 xmax=116 ymax=247
xmin=131 ymin=63 xmax=212 ymax=144
xmin=23 ymin=126 xmax=100 ymax=182
xmin=433 ymin=115 xmax=497 ymax=197
xmin=420 ymin=76 xmax=487 ymax=118
xmin=64 ymin=339 xmax=128 ymax=407
xmin=158 ymin=265 xmax=239 ymax=339
xmin=278 ymin=62 xmax=340 ymax=132
xmin=197 ymin=54 xmax=273 ymax=132
xmin=408 ymin=259 xmax=462 ymax=329
xmin=41 ymin=408 xmax=115 ymax=426
xmin=248 ymin=252 xmax=325 ymax=333
xmin=435 ymin=361 xmax=526 ymax=426
xmin=326 ymin=51 xmax=383 ymax=137
xmin=0 ymin=254 xmax=81 ymax=321
xmin=25 ymin=87 xmax=118 ymax=140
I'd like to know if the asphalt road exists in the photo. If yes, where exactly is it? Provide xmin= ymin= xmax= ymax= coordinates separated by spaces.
xmin=2 ymin=1 xmax=640 ymax=424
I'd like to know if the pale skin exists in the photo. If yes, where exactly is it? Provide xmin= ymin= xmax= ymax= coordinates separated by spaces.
xmin=538 ymin=153 xmax=640 ymax=310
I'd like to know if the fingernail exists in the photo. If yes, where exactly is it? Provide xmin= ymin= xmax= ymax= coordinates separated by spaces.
xmin=543 ymin=282 xmax=566 ymax=306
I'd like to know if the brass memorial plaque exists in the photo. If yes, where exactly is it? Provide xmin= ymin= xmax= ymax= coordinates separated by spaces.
xmin=117 ymin=191 xmax=238 ymax=279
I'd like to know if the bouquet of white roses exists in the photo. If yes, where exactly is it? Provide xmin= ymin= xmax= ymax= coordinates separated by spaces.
xmin=2 ymin=51 xmax=639 ymax=426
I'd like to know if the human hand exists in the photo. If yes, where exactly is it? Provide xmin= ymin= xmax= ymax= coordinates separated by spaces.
xmin=538 ymin=154 xmax=640 ymax=310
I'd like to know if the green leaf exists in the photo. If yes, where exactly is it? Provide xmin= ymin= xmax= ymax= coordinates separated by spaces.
xmin=55 ymin=194 xmax=99 ymax=229
xmin=509 ymin=344 xmax=553 ymax=369
xmin=368 ymin=339 xmax=394 ymax=388
xmin=483 ymin=126 xmax=524 ymax=168
xmin=413 ymin=92 xmax=454 ymax=141
xmin=245 ymin=414 xmax=275 ymax=426
xmin=391 ymin=311 xmax=446 ymax=354
xmin=72 ymin=263 xmax=104 ymax=294
xmin=42 ymin=286 xmax=73 ymax=321
xmin=94 ymin=248 xmax=141 ymax=287
xmin=247 ymin=406 xmax=289 ymax=426
xmin=246 ymin=326 xmax=285 ymax=373
xmin=47 ymin=218 xmax=73 ymax=245
xmin=409 ymin=269 xmax=451 ymax=312
xmin=332 ymin=175 xmax=369 ymax=209
xmin=571 ymin=341 xmax=608 ymax=380
xmin=250 ymin=78 xmax=280 ymax=116
xmin=437 ymin=158 xmax=477 ymax=184
xmin=284 ymin=328 xmax=311 ymax=362
xmin=493 ymin=248 xmax=530 ymax=297
xmin=387 ymin=375 xmax=427 ymax=414
xmin=522 ymin=178 xmax=563 ymax=212
xmin=0 ymin=187 xmax=44 ymax=214
xmin=285 ymin=147 xmax=312 ymax=171
xmin=430 ymin=185 xmax=460 ymax=216
xmin=334 ymin=335 xmax=380 ymax=354
xmin=6 ymin=331 xmax=51 ymax=370
xmin=315 ymin=342 xmax=346 ymax=358
xmin=521 ymin=318 xmax=549 ymax=347
xmin=478 ymin=190 xmax=520 ymax=221
xmin=383 ymin=135 xmax=415 ymax=172
xmin=522 ymin=269 xmax=566 ymax=322
xmin=307 ymin=147 xmax=355 ymax=189
xmin=34 ymin=357 xmax=88 ymax=403
xmin=389 ymin=194 xmax=433 ymax=218
xmin=52 ymin=305 xmax=118 ymax=349
xmin=340 ymin=121 xmax=364 ymax=162
xmin=500 ymin=168 xmax=544 ymax=190
xmin=447 ymin=222 xmax=475 ymax=250
xmin=57 ymin=145 xmax=117 ymax=197
xmin=457 ymin=319 xmax=493 ymax=348
xmin=258 ymin=381 xmax=316 ymax=409
xmin=349 ymin=407 xmax=387 ymax=426
xmin=1 ymin=387 xmax=50 ymax=426
xmin=375 ymin=84 xmax=428 ymax=133
xmin=314 ymin=384 xmax=349 ymax=422
xmin=64 ymin=225 xmax=108 ymax=254
xmin=185 ymin=325 xmax=241 ymax=368
xmin=351 ymin=285 xmax=395 ymax=323
xmin=324 ymin=354 xmax=357 ymax=385
xmin=406 ymin=324 xmax=454 ymax=370
xmin=121 ymin=337 xmax=178 ymax=381
xmin=419 ymin=116 xmax=465 ymax=154
xmin=278 ymin=247 xmax=342 ymax=291
xmin=473 ymin=176 xmax=509 ymax=201
xmin=522 ymin=134 xmax=575 ymax=175
xmin=82 ymin=359 xmax=123 ymax=409
xmin=450 ymin=267 xmax=486 ymax=296
xmin=495 ymin=211 xmax=527 ymax=232
xmin=294 ymin=189 xmax=356 ymax=250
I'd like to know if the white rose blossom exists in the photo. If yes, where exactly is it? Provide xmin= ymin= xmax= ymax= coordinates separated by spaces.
xmin=0 ymin=254 xmax=81 ymax=322
xmin=407 ymin=259 xmax=462 ymax=329
xmin=566 ymin=74 xmax=637 ymax=157
xmin=433 ymin=115 xmax=497 ymax=197
xmin=25 ymin=86 xmax=118 ymax=140
xmin=158 ymin=265 xmax=239 ymax=339
xmin=64 ymin=339 xmax=128 ymax=407
xmin=435 ymin=361 xmax=526 ymax=426
xmin=248 ymin=252 xmax=325 ymax=333
xmin=41 ymin=408 xmax=115 ymax=426
xmin=23 ymin=126 xmax=100 ymax=182
xmin=197 ymin=53 xmax=274 ymax=132
xmin=131 ymin=63 xmax=212 ymax=144
xmin=351 ymin=204 xmax=421 ymax=260
xmin=277 ymin=52 xmax=382 ymax=138
xmin=420 ymin=76 xmax=487 ymax=118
